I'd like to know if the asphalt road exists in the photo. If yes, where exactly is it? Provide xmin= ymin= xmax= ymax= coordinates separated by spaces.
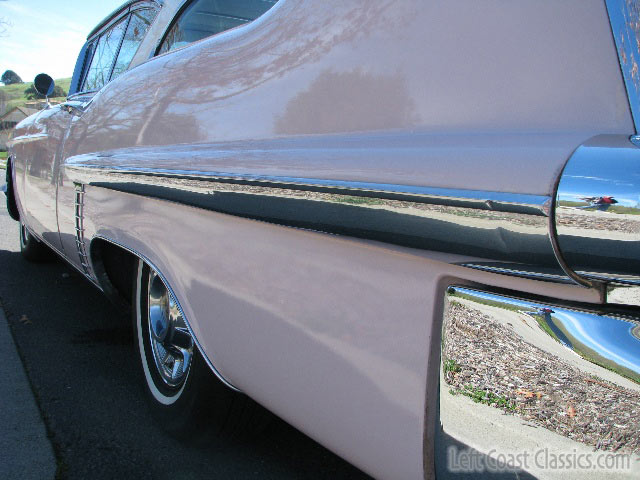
xmin=0 ymin=175 xmax=369 ymax=480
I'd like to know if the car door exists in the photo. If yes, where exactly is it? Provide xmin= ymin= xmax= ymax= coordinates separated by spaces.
xmin=21 ymin=5 xmax=157 ymax=263
xmin=57 ymin=7 xmax=158 ymax=271
xmin=21 ymin=104 xmax=74 ymax=251
xmin=21 ymin=11 xmax=130 ymax=255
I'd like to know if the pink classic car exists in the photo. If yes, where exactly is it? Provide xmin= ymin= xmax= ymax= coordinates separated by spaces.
xmin=5 ymin=0 xmax=640 ymax=478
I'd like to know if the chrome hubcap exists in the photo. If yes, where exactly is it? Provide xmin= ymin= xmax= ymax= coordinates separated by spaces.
xmin=147 ymin=270 xmax=194 ymax=387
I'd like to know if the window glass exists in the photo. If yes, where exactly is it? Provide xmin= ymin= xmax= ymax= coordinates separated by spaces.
xmin=82 ymin=17 xmax=128 ymax=92
xmin=159 ymin=0 xmax=277 ymax=54
xmin=111 ymin=8 xmax=157 ymax=80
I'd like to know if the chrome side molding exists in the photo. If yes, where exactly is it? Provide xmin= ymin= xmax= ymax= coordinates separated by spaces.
xmin=555 ymin=135 xmax=640 ymax=289
xmin=65 ymin=134 xmax=640 ymax=302
xmin=437 ymin=286 xmax=640 ymax=479
xmin=65 ymin=164 xmax=568 ymax=283
xmin=65 ymin=165 xmax=550 ymax=215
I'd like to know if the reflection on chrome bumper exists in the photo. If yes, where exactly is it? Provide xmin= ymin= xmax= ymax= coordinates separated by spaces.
xmin=437 ymin=287 xmax=640 ymax=479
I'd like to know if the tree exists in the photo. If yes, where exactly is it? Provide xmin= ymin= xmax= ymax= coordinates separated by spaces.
xmin=1 ymin=70 xmax=22 ymax=85
xmin=24 ymin=83 xmax=67 ymax=100
xmin=0 ymin=1 xmax=10 ymax=38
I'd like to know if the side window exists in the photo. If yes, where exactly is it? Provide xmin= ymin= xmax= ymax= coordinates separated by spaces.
xmin=82 ymin=17 xmax=128 ymax=92
xmin=158 ymin=0 xmax=277 ymax=55
xmin=112 ymin=8 xmax=158 ymax=80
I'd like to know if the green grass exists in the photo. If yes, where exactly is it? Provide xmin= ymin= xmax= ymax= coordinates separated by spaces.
xmin=450 ymin=385 xmax=517 ymax=411
xmin=449 ymin=290 xmax=527 ymax=314
xmin=533 ymin=315 xmax=562 ymax=344
xmin=443 ymin=358 xmax=462 ymax=375
xmin=1 ymin=78 xmax=71 ymax=114
xmin=558 ymin=199 xmax=640 ymax=215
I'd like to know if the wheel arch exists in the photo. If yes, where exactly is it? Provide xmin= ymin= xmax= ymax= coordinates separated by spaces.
xmin=88 ymin=235 xmax=240 ymax=392
xmin=5 ymin=156 xmax=20 ymax=221
xmin=90 ymin=237 xmax=137 ymax=312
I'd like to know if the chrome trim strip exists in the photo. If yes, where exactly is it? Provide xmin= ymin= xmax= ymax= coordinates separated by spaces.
xmin=89 ymin=235 xmax=241 ymax=393
xmin=438 ymin=286 xmax=640 ymax=478
xmin=65 ymin=165 xmax=550 ymax=215
xmin=460 ymin=263 xmax=575 ymax=284
xmin=66 ymin=165 xmax=567 ymax=283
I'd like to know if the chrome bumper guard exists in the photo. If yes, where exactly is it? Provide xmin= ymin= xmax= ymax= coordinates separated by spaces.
xmin=437 ymin=287 xmax=640 ymax=479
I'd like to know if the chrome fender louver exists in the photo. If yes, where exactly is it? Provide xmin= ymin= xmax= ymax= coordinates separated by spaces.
xmin=74 ymin=183 xmax=90 ymax=275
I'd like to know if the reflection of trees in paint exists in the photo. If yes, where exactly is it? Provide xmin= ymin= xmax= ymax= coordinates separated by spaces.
xmin=632 ymin=324 xmax=640 ymax=341
xmin=275 ymin=69 xmax=418 ymax=135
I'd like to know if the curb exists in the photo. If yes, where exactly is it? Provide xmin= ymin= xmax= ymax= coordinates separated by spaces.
xmin=0 ymin=305 xmax=57 ymax=479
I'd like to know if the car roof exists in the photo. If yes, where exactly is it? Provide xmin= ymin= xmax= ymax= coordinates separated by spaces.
xmin=87 ymin=0 xmax=165 ymax=40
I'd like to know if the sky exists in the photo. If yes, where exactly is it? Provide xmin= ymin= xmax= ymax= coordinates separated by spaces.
xmin=0 ymin=0 xmax=125 ymax=82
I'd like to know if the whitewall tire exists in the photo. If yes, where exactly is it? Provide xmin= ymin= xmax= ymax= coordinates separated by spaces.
xmin=132 ymin=259 xmax=268 ymax=439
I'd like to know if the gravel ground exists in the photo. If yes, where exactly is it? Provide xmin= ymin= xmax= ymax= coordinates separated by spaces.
xmin=442 ymin=300 xmax=640 ymax=455
xmin=556 ymin=207 xmax=640 ymax=235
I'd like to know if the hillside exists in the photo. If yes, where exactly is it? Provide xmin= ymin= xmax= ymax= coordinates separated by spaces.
xmin=0 ymin=77 xmax=71 ymax=115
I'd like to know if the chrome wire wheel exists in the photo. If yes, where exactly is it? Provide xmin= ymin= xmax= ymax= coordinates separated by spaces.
xmin=147 ymin=270 xmax=194 ymax=388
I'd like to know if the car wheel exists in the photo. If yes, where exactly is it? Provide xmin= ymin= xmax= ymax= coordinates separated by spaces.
xmin=133 ymin=258 xmax=268 ymax=439
xmin=19 ymin=221 xmax=52 ymax=262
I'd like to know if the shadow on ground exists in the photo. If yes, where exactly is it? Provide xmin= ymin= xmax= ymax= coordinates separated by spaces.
xmin=0 ymin=244 xmax=369 ymax=480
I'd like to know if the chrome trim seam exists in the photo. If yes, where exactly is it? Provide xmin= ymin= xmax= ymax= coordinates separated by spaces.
xmin=89 ymin=234 xmax=241 ymax=393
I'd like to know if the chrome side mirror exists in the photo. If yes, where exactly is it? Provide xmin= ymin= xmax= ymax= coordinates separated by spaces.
xmin=33 ymin=73 xmax=55 ymax=97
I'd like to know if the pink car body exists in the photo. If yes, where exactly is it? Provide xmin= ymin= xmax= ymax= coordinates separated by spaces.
xmin=6 ymin=0 xmax=640 ymax=478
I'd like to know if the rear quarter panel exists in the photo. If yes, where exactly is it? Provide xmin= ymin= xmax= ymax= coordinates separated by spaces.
xmin=61 ymin=0 xmax=632 ymax=478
